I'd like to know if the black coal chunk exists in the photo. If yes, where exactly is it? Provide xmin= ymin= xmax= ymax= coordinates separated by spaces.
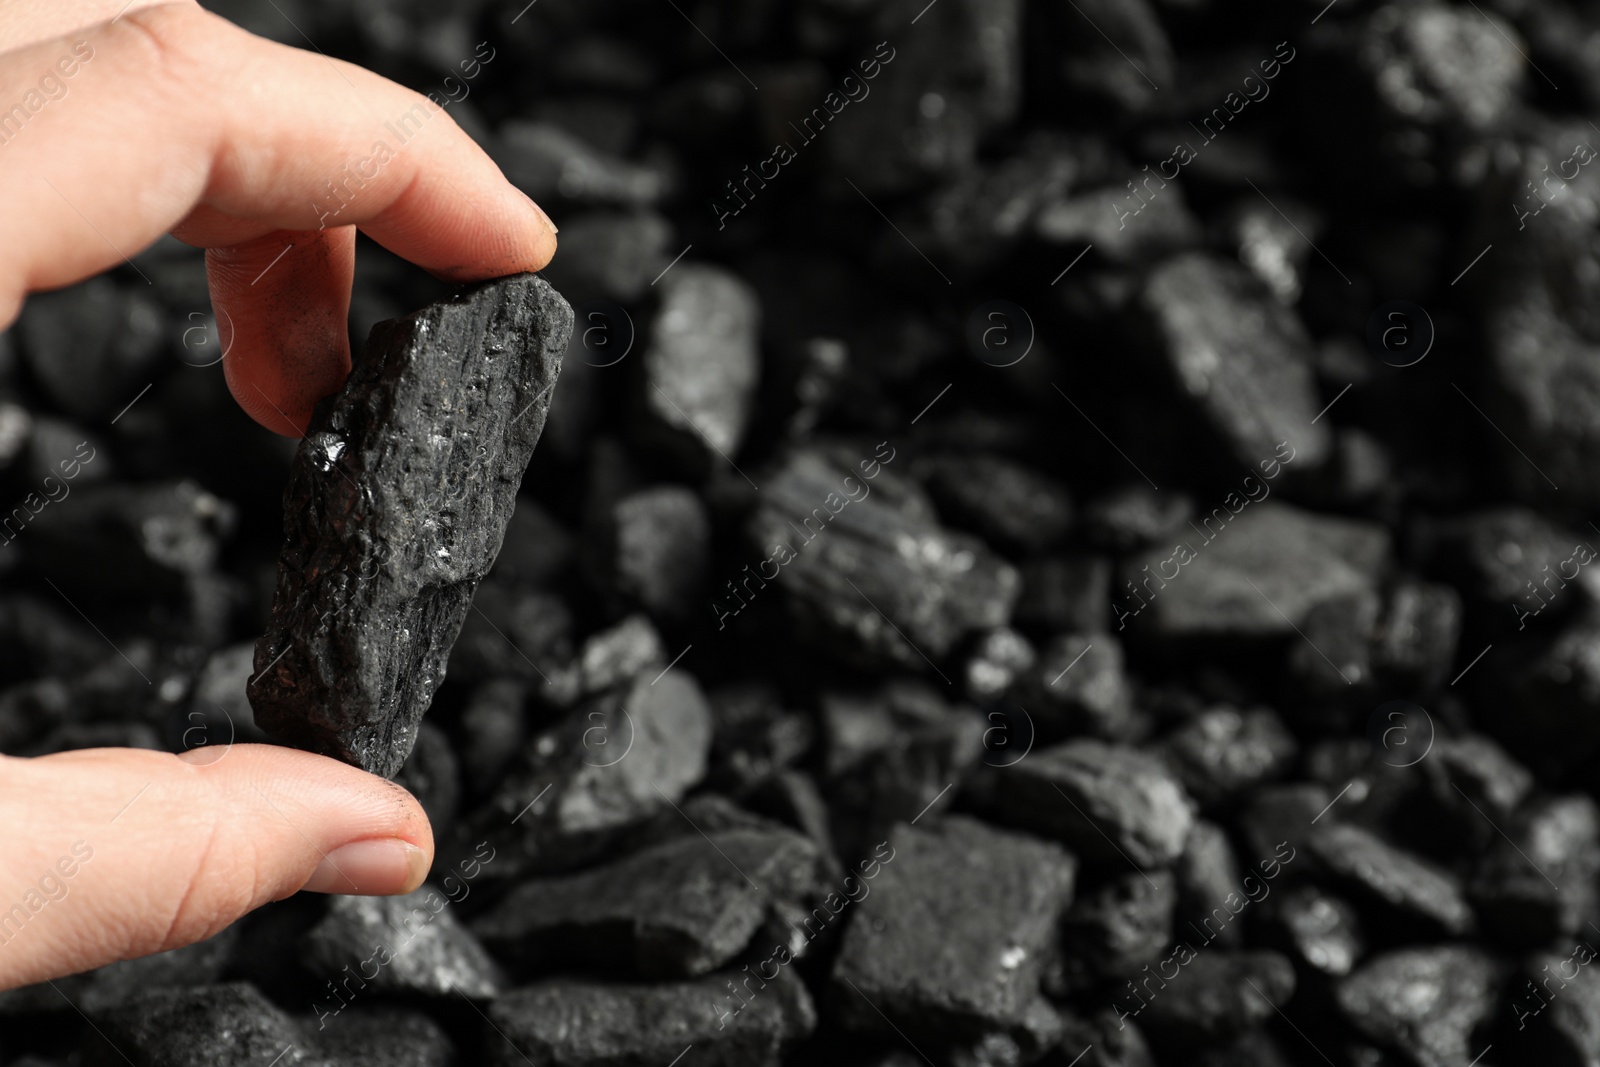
xmin=745 ymin=447 xmax=1019 ymax=671
xmin=1472 ymin=794 xmax=1600 ymax=945
xmin=831 ymin=817 xmax=1076 ymax=1062
xmin=474 ymin=672 xmax=713 ymax=876
xmin=1309 ymin=823 xmax=1475 ymax=936
xmin=1117 ymin=503 xmax=1389 ymax=641
xmin=472 ymin=826 xmax=827 ymax=978
xmin=1157 ymin=707 xmax=1297 ymax=808
xmin=914 ymin=453 xmax=1073 ymax=556
xmin=1062 ymin=870 xmax=1177 ymax=979
xmin=1336 ymin=947 xmax=1501 ymax=1067
xmin=1133 ymin=254 xmax=1331 ymax=471
xmin=250 ymin=274 xmax=572 ymax=778
xmin=1134 ymin=950 xmax=1296 ymax=1046
xmin=301 ymin=885 xmax=504 ymax=1000
xmin=1261 ymin=885 xmax=1364 ymax=978
xmin=984 ymin=739 xmax=1194 ymax=869
xmin=484 ymin=968 xmax=815 ymax=1067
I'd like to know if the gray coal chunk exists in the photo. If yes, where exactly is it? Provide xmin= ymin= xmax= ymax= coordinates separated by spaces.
xmin=1174 ymin=821 xmax=1244 ymax=950
xmin=1309 ymin=823 xmax=1475 ymax=936
xmin=642 ymin=264 xmax=761 ymax=471
xmin=1359 ymin=1 xmax=1524 ymax=130
xmin=1371 ymin=581 xmax=1462 ymax=689
xmin=250 ymin=273 xmax=572 ymax=779
xmin=1263 ymin=885 xmax=1364 ymax=978
xmin=1135 ymin=951 xmax=1296 ymax=1046
xmin=1135 ymin=254 xmax=1330 ymax=470
xmin=1477 ymin=120 xmax=1600 ymax=506
xmin=1472 ymin=794 xmax=1600 ymax=946
xmin=301 ymin=885 xmax=503 ymax=999
xmin=476 ymin=671 xmax=712 ymax=876
xmin=1022 ymin=634 xmax=1140 ymax=741
xmin=473 ymin=826 xmax=827 ymax=978
xmin=1336 ymin=947 xmax=1501 ymax=1067
xmin=578 ymin=613 xmax=666 ymax=695
xmin=915 ymin=453 xmax=1073 ymax=556
xmin=820 ymin=682 xmax=984 ymax=832
xmin=1420 ymin=507 xmax=1600 ymax=609
xmin=493 ymin=121 xmax=674 ymax=205
xmin=1157 ymin=707 xmax=1297 ymax=807
xmin=1421 ymin=734 xmax=1533 ymax=822
xmin=831 ymin=817 xmax=1075 ymax=1061
xmin=747 ymin=448 xmax=1019 ymax=670
xmin=986 ymin=739 xmax=1194 ymax=868
xmin=826 ymin=0 xmax=1021 ymax=193
xmin=1063 ymin=870 xmax=1177 ymax=977
xmin=1236 ymin=784 xmax=1330 ymax=872
xmin=88 ymin=982 xmax=312 ymax=1067
xmin=963 ymin=627 xmax=1036 ymax=704
xmin=610 ymin=485 xmax=711 ymax=623
xmin=1523 ymin=943 xmax=1600 ymax=1064
xmin=484 ymin=967 xmax=815 ymax=1067
xmin=25 ymin=479 xmax=235 ymax=599
xmin=1118 ymin=502 xmax=1390 ymax=640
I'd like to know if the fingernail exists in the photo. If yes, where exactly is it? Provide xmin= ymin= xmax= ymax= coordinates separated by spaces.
xmin=525 ymin=194 xmax=558 ymax=234
xmin=301 ymin=839 xmax=429 ymax=896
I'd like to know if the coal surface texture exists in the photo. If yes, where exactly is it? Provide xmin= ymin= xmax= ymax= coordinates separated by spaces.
xmin=250 ymin=273 xmax=573 ymax=778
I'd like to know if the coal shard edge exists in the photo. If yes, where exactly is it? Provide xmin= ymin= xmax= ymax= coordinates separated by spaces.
xmin=250 ymin=272 xmax=574 ymax=779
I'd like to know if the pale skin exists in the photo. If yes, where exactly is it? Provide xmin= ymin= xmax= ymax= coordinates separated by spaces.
xmin=0 ymin=1 xmax=557 ymax=988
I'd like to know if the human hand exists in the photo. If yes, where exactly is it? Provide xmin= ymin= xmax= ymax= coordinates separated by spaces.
xmin=0 ymin=0 xmax=551 ymax=990
xmin=0 ymin=744 xmax=433 ymax=991
xmin=0 ymin=0 xmax=558 ymax=435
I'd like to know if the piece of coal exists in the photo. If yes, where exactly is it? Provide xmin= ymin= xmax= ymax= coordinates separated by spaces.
xmin=1133 ymin=254 xmax=1332 ymax=471
xmin=831 ymin=817 xmax=1075 ymax=1063
xmin=484 ymin=967 xmax=816 ymax=1067
xmin=1134 ymin=950 xmax=1296 ymax=1046
xmin=1157 ymin=706 xmax=1298 ymax=808
xmin=746 ymin=448 xmax=1019 ymax=670
xmin=1472 ymin=794 xmax=1600 ymax=946
xmin=472 ymin=826 xmax=826 ymax=978
xmin=1261 ymin=885 xmax=1365 ymax=977
xmin=474 ymin=671 xmax=713 ymax=876
xmin=1309 ymin=822 xmax=1476 ymax=936
xmin=984 ymin=738 xmax=1194 ymax=869
xmin=1174 ymin=820 xmax=1245 ymax=950
xmin=86 ymin=982 xmax=305 ymax=1067
xmin=249 ymin=273 xmax=572 ymax=778
xmin=301 ymin=886 xmax=503 ymax=1000
xmin=1118 ymin=502 xmax=1390 ymax=641
xmin=1336 ymin=946 xmax=1501 ymax=1067
xmin=1061 ymin=870 xmax=1177 ymax=979
xmin=640 ymin=263 xmax=761 ymax=475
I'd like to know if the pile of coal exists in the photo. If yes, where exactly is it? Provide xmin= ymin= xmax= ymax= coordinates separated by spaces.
xmin=2 ymin=0 xmax=1599 ymax=1064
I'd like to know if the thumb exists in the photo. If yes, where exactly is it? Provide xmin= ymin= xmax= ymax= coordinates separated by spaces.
xmin=0 ymin=744 xmax=433 ymax=991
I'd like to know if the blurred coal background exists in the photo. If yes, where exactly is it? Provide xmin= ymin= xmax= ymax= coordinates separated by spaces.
xmin=8 ymin=0 xmax=1600 ymax=1063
